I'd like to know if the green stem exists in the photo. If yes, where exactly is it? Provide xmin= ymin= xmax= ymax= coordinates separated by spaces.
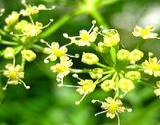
xmin=0 ymin=40 xmax=18 ymax=45
xmin=32 ymin=44 xmax=44 ymax=52
xmin=96 ymin=62 xmax=107 ymax=68
xmin=97 ymin=73 xmax=113 ymax=84
xmin=21 ymin=57 xmax=26 ymax=70
xmin=0 ymin=29 xmax=19 ymax=42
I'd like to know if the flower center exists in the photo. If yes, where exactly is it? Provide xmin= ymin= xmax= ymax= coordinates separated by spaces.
xmin=108 ymin=103 xmax=118 ymax=113
xmin=52 ymin=48 xmax=65 ymax=57
xmin=9 ymin=70 xmax=18 ymax=80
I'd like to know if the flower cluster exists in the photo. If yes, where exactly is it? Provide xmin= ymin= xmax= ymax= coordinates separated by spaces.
xmin=0 ymin=0 xmax=54 ymax=89
xmin=41 ymin=21 xmax=160 ymax=125
xmin=1 ymin=1 xmax=160 ymax=125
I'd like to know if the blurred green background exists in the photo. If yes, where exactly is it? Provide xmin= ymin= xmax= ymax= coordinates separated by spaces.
xmin=0 ymin=0 xmax=160 ymax=125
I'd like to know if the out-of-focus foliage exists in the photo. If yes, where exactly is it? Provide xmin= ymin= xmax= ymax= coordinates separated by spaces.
xmin=0 ymin=0 xmax=160 ymax=125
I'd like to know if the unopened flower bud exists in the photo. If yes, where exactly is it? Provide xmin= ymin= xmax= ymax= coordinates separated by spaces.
xmin=101 ymin=80 xmax=115 ymax=92
xmin=117 ymin=49 xmax=130 ymax=61
xmin=125 ymin=71 xmax=141 ymax=81
xmin=103 ymin=29 xmax=120 ymax=47
xmin=129 ymin=49 xmax=144 ymax=64
xmin=3 ymin=47 xmax=15 ymax=59
xmin=81 ymin=52 xmax=99 ymax=65
xmin=21 ymin=50 xmax=36 ymax=62
xmin=89 ymin=68 xmax=103 ymax=79
xmin=5 ymin=11 xmax=19 ymax=26
xmin=119 ymin=78 xmax=135 ymax=93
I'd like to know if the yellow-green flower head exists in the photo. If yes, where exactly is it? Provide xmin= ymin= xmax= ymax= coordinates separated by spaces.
xmin=142 ymin=53 xmax=160 ymax=77
xmin=125 ymin=71 xmax=141 ymax=81
xmin=23 ymin=22 xmax=43 ymax=37
xmin=81 ymin=52 xmax=99 ymax=65
xmin=102 ymin=29 xmax=120 ymax=47
xmin=118 ymin=78 xmax=135 ymax=93
xmin=129 ymin=49 xmax=144 ymax=64
xmin=63 ymin=20 xmax=98 ymax=46
xmin=89 ymin=68 xmax=103 ymax=79
xmin=97 ymin=42 xmax=107 ymax=53
xmin=20 ymin=3 xmax=54 ymax=16
xmin=5 ymin=11 xmax=20 ymax=26
xmin=76 ymin=79 xmax=96 ymax=95
xmin=3 ymin=63 xmax=30 ymax=90
xmin=100 ymin=80 xmax=115 ymax=92
xmin=117 ymin=49 xmax=130 ymax=61
xmin=101 ymin=97 xmax=125 ymax=119
xmin=21 ymin=49 xmax=37 ymax=62
xmin=15 ymin=20 xmax=29 ymax=32
xmin=50 ymin=57 xmax=73 ymax=83
xmin=154 ymin=81 xmax=160 ymax=97
xmin=3 ymin=47 xmax=15 ymax=59
xmin=75 ymin=79 xmax=96 ymax=105
xmin=132 ymin=25 xmax=158 ymax=39
xmin=43 ymin=41 xmax=68 ymax=63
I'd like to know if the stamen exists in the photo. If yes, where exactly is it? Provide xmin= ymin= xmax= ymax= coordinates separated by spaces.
xmin=2 ymin=83 xmax=9 ymax=90
xmin=89 ymin=20 xmax=96 ymax=33
xmin=19 ymin=79 xmax=30 ymax=89
xmin=46 ymin=6 xmax=56 ymax=10
xmin=63 ymin=42 xmax=73 ymax=47
xmin=67 ymin=54 xmax=79 ymax=58
xmin=44 ymin=55 xmax=53 ymax=63
xmin=10 ymin=32 xmax=25 ymax=37
xmin=95 ymin=110 xmax=107 ymax=116
xmin=63 ymin=33 xmax=69 ymax=38
xmin=58 ymin=84 xmax=79 ymax=88
xmin=91 ymin=99 xmax=103 ymax=104
xmin=42 ymin=19 xmax=54 ymax=29
xmin=75 ymin=94 xmax=86 ymax=105
xmin=126 ymin=108 xmax=132 ymax=112
xmin=0 ymin=8 xmax=5 ymax=16
xmin=40 ymin=39 xmax=51 ymax=48
xmin=72 ymin=74 xmax=81 ymax=80
xmin=21 ymin=0 xmax=26 ymax=5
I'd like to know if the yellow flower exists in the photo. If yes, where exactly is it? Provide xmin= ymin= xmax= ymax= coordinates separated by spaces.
xmin=63 ymin=20 xmax=98 ymax=46
xmin=102 ymin=29 xmax=120 ymax=47
xmin=132 ymin=25 xmax=158 ymax=39
xmin=3 ymin=63 xmax=30 ymax=90
xmin=118 ymin=78 xmax=135 ymax=93
xmin=42 ymin=41 xmax=68 ymax=63
xmin=15 ymin=20 xmax=29 ymax=31
xmin=92 ymin=97 xmax=126 ymax=119
xmin=125 ymin=71 xmax=141 ymax=81
xmin=129 ymin=49 xmax=144 ymax=64
xmin=3 ymin=47 xmax=15 ymax=59
xmin=117 ymin=49 xmax=130 ymax=61
xmin=21 ymin=49 xmax=37 ymax=62
xmin=22 ymin=22 xmax=43 ymax=37
xmin=154 ymin=81 xmax=160 ymax=97
xmin=76 ymin=79 xmax=96 ymax=105
xmin=50 ymin=57 xmax=73 ymax=84
xmin=20 ymin=0 xmax=55 ymax=16
xmin=89 ymin=68 xmax=103 ymax=79
xmin=101 ymin=80 xmax=115 ymax=92
xmin=81 ymin=52 xmax=99 ymax=65
xmin=142 ymin=53 xmax=160 ymax=77
xmin=5 ymin=11 xmax=19 ymax=26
